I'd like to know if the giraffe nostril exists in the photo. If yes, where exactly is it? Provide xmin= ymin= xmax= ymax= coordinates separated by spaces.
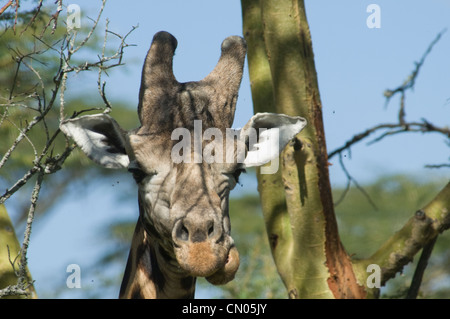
xmin=180 ymin=225 xmax=189 ymax=241
xmin=174 ymin=219 xmax=189 ymax=243
xmin=208 ymin=225 xmax=214 ymax=237
xmin=208 ymin=224 xmax=214 ymax=237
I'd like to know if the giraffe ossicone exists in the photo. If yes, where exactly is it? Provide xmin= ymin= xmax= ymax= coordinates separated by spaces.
xmin=60 ymin=31 xmax=306 ymax=298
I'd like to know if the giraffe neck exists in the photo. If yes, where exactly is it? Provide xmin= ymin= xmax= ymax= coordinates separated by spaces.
xmin=118 ymin=219 xmax=196 ymax=299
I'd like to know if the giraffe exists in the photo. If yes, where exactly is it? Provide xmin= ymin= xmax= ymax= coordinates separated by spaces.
xmin=60 ymin=31 xmax=307 ymax=298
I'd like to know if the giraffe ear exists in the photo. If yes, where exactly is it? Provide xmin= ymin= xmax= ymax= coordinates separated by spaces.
xmin=60 ymin=114 xmax=130 ymax=169
xmin=239 ymin=112 xmax=307 ymax=168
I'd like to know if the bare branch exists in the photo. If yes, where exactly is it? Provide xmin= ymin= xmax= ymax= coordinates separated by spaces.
xmin=20 ymin=0 xmax=43 ymax=36
xmin=16 ymin=169 xmax=44 ymax=290
xmin=425 ymin=163 xmax=450 ymax=169
xmin=329 ymin=30 xmax=449 ymax=166
xmin=0 ymin=0 xmax=14 ymax=16
xmin=329 ymin=121 xmax=450 ymax=160
xmin=70 ymin=0 xmax=107 ymax=54
xmin=98 ymin=18 xmax=112 ymax=112
xmin=334 ymin=153 xmax=378 ymax=210
xmin=384 ymin=29 xmax=447 ymax=109
xmin=406 ymin=236 xmax=438 ymax=299
xmin=0 ymin=0 xmax=135 ymax=298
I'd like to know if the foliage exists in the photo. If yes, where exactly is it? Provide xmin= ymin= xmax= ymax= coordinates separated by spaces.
xmin=0 ymin=0 xmax=137 ymax=297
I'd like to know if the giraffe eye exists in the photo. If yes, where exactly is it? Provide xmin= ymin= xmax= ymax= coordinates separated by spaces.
xmin=128 ymin=167 xmax=146 ymax=184
xmin=232 ymin=167 xmax=246 ymax=183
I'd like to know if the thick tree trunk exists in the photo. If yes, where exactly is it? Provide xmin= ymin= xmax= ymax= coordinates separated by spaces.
xmin=241 ymin=0 xmax=365 ymax=298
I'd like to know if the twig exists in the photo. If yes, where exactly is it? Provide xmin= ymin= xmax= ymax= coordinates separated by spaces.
xmin=425 ymin=163 xmax=450 ymax=169
xmin=0 ymin=101 xmax=54 ymax=170
xmin=17 ymin=169 xmax=44 ymax=289
xmin=0 ymin=0 xmax=135 ymax=298
xmin=0 ymin=0 xmax=14 ymax=16
xmin=7 ymin=245 xmax=20 ymax=276
xmin=6 ymin=118 xmax=38 ymax=160
xmin=334 ymin=153 xmax=378 ymax=210
xmin=0 ymin=104 xmax=9 ymax=128
xmin=329 ymin=30 xmax=449 ymax=178
xmin=20 ymin=0 xmax=43 ymax=36
xmin=70 ymin=0 xmax=107 ymax=54
xmin=98 ymin=18 xmax=113 ymax=111
xmin=0 ymin=107 xmax=74 ymax=205
xmin=383 ymin=29 xmax=447 ymax=128
xmin=51 ymin=0 xmax=63 ymax=34
xmin=38 ymin=0 xmax=63 ymax=38
xmin=329 ymin=121 xmax=450 ymax=159
xmin=0 ymin=166 xmax=40 ymax=205
xmin=21 ymin=58 xmax=45 ymax=95
xmin=384 ymin=29 xmax=447 ymax=108
xmin=406 ymin=236 xmax=438 ymax=299
xmin=8 ymin=52 xmax=22 ymax=100
xmin=13 ymin=0 xmax=19 ymax=33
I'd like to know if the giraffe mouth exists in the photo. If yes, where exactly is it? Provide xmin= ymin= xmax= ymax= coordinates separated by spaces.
xmin=205 ymin=245 xmax=240 ymax=285
xmin=173 ymin=239 xmax=239 ymax=283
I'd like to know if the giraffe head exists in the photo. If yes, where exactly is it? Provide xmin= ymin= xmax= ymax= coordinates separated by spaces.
xmin=61 ymin=32 xmax=306 ymax=286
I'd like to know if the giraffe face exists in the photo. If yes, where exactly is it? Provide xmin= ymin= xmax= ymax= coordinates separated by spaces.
xmin=128 ymin=132 xmax=244 ymax=282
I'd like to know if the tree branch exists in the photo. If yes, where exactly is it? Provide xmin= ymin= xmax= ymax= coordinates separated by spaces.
xmin=0 ymin=171 xmax=42 ymax=299
xmin=16 ymin=170 xmax=44 ymax=292
xmin=0 ymin=0 xmax=14 ymax=16
xmin=328 ymin=30 xmax=449 ymax=173
xmin=329 ymin=121 xmax=450 ymax=160
xmin=334 ymin=153 xmax=377 ymax=210
xmin=0 ymin=0 xmax=135 ymax=297
xmin=406 ymin=236 xmax=438 ymax=299
xmin=362 ymin=182 xmax=450 ymax=286
xmin=383 ymin=29 xmax=447 ymax=110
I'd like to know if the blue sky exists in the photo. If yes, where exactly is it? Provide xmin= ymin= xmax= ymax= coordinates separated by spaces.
xmin=22 ymin=0 xmax=450 ymax=298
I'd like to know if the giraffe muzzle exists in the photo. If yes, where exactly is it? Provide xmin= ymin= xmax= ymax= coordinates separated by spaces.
xmin=205 ymin=245 xmax=240 ymax=285
xmin=172 ymin=218 xmax=239 ymax=280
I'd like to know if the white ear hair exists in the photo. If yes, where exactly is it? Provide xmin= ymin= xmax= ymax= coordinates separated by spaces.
xmin=60 ymin=114 xmax=130 ymax=169
xmin=240 ymin=112 xmax=307 ymax=168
